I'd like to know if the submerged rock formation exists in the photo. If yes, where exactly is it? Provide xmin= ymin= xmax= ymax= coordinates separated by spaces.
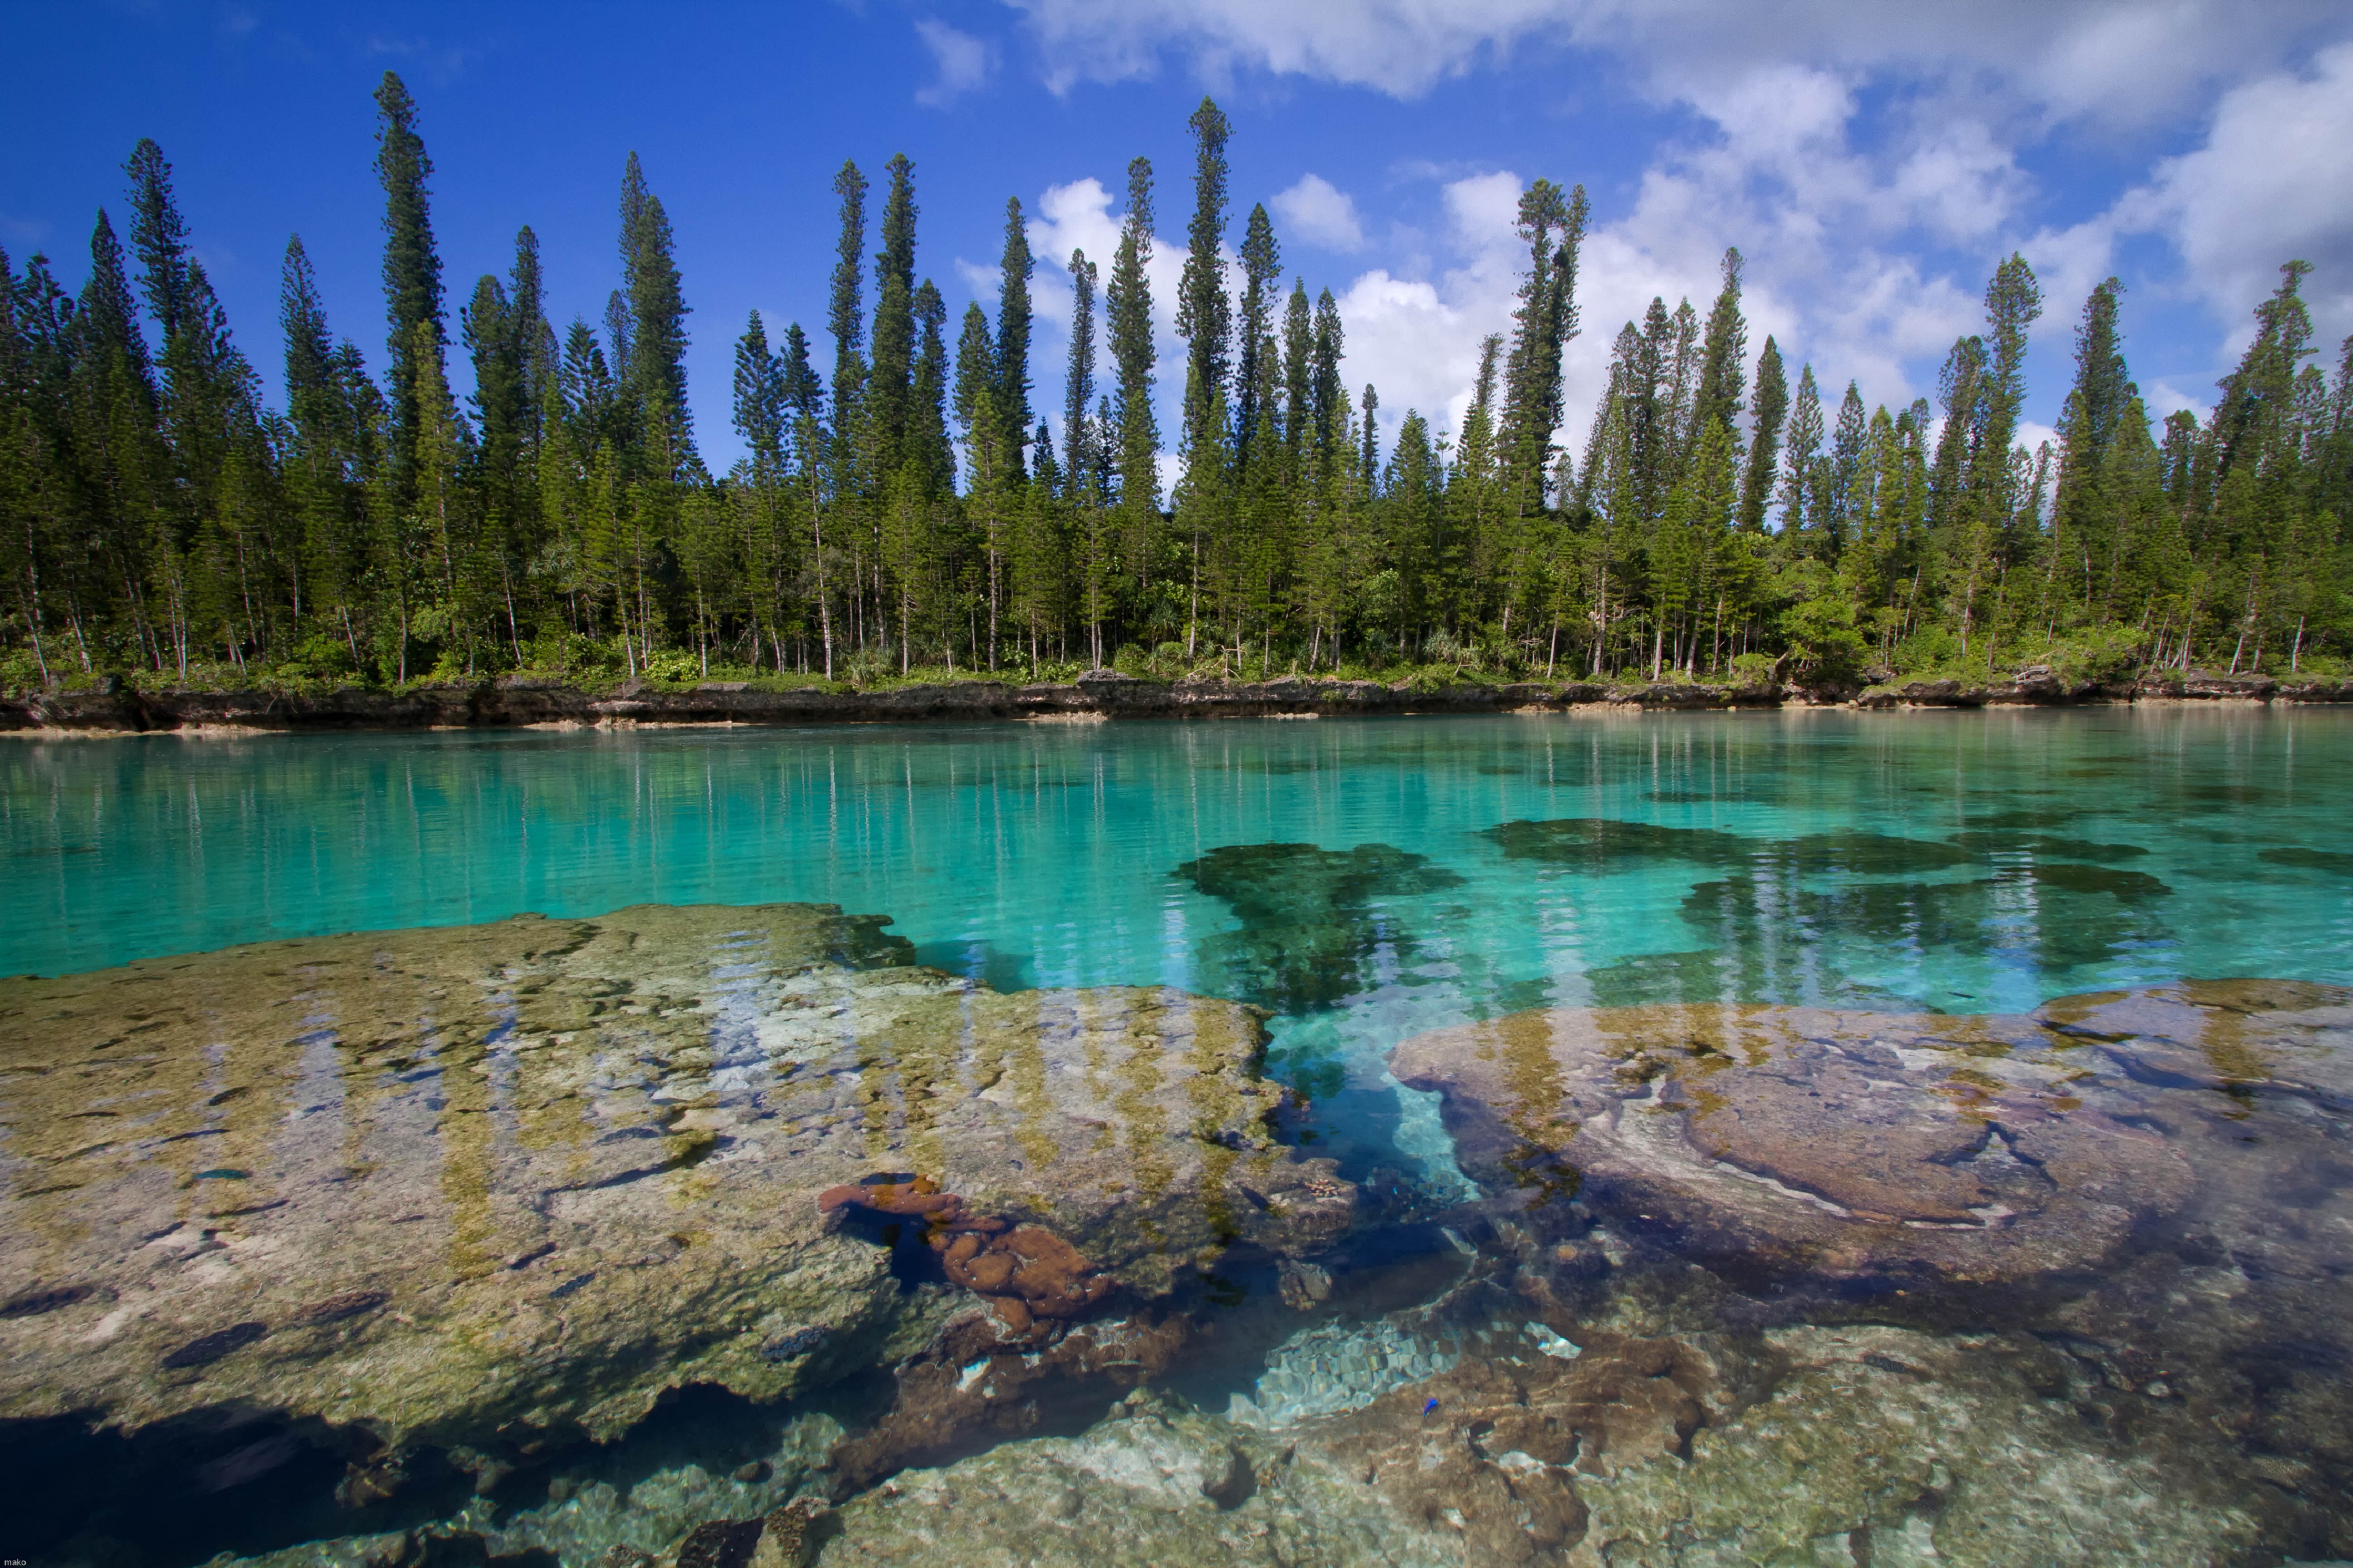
xmin=1172 ymin=842 xmax=1467 ymax=1014
xmin=814 ymin=1390 xmax=1461 ymax=1568
xmin=0 ymin=903 xmax=1353 ymax=1497
xmin=20 ymin=949 xmax=2353 ymax=1567
xmin=1365 ymin=979 xmax=2353 ymax=1559
xmin=817 ymin=1176 xmax=1113 ymax=1338
xmin=801 ymin=1303 xmax=2273 ymax=1567
xmin=1386 ymin=988 xmax=2316 ymax=1287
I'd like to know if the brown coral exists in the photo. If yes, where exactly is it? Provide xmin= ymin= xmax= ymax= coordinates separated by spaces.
xmin=819 ymin=1176 xmax=1108 ymax=1336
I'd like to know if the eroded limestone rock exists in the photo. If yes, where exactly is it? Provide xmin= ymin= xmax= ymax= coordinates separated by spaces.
xmin=1571 ymin=1324 xmax=2267 ymax=1567
xmin=1388 ymin=996 xmax=2219 ymax=1285
xmin=813 ymin=1393 xmax=1458 ymax=1568
xmin=806 ymin=1307 xmax=2275 ymax=1567
xmin=0 ymin=903 xmax=1352 ymax=1463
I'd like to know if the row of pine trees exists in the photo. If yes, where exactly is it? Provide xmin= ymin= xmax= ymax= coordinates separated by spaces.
xmin=4 ymin=76 xmax=2349 ymax=692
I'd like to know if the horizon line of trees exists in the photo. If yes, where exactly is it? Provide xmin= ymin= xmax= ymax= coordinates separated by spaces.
xmin=4 ymin=74 xmax=2349 ymax=692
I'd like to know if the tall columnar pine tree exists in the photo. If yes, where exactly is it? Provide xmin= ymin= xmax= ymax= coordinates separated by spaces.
xmin=1063 ymin=246 xmax=1113 ymax=666
xmin=1779 ymin=365 xmax=1824 ymax=539
xmin=1234 ymin=203 xmax=1280 ymax=475
xmin=955 ymin=298 xmax=1007 ymax=661
xmin=867 ymin=154 xmax=918 ymax=493
xmin=1496 ymin=181 xmax=1591 ymax=523
xmin=1689 ymin=249 xmax=1747 ymax=449
xmin=1739 ymin=337 xmax=1787 ymax=533
xmin=1106 ymin=156 xmax=1158 ymax=596
xmin=620 ymin=154 xmax=693 ymax=480
xmin=827 ymin=160 xmax=869 ymax=498
xmin=994 ymin=196 xmax=1033 ymax=484
xmin=1063 ymin=249 xmax=1099 ymax=503
xmin=5 ymin=91 xmax=2349 ymax=690
xmin=371 ymin=74 xmax=442 ymax=517
xmin=1174 ymin=97 xmax=1233 ymax=652
xmin=1174 ymin=97 xmax=1233 ymax=469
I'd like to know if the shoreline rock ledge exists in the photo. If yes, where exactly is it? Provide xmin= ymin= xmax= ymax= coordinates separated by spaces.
xmin=0 ymin=903 xmax=1353 ymax=1470
xmin=2 ymin=665 xmax=2344 ymax=734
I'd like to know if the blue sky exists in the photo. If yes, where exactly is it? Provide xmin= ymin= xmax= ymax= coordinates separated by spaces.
xmin=5 ymin=1 xmax=2350 ymax=477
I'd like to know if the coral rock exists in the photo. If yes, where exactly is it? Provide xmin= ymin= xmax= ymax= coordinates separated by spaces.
xmin=0 ymin=902 xmax=1349 ymax=1463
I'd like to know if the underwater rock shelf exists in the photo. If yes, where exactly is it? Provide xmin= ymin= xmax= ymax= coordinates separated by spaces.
xmin=796 ymin=979 xmax=2353 ymax=1567
xmin=3 ymin=665 xmax=2346 ymax=735
xmin=1388 ymin=980 xmax=2353 ymax=1293
xmin=11 ymin=906 xmax=2353 ymax=1566
xmin=0 ymin=905 xmax=1351 ymax=1516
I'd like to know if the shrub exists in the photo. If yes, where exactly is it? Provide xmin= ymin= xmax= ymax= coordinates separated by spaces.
xmin=1779 ymin=597 xmax=1869 ymax=683
xmin=0 ymin=649 xmax=44 ymax=697
xmin=641 ymin=647 xmax=702 ymax=684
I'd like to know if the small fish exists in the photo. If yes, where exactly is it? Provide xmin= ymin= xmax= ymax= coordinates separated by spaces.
xmin=1422 ymin=1398 xmax=1440 ymax=1415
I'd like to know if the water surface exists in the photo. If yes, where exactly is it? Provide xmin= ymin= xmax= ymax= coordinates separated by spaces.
xmin=7 ymin=707 xmax=2347 ymax=1111
xmin=6 ymin=707 xmax=2352 ymax=1566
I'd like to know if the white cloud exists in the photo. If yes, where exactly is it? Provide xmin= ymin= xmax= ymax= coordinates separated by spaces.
xmin=1271 ymin=174 xmax=1367 ymax=252
xmin=2116 ymin=42 xmax=2353 ymax=349
xmin=1014 ymin=177 xmax=1198 ymax=456
xmin=1299 ymin=172 xmax=1522 ymax=447
xmin=1311 ymin=66 xmax=2000 ymax=464
xmin=998 ymin=2 xmax=2352 ymax=479
xmin=1007 ymin=0 xmax=2353 ymax=402
xmin=1005 ymin=1 xmax=2338 ymax=129
xmin=915 ymin=18 xmax=995 ymax=106
xmin=2144 ymin=377 xmax=2209 ymax=422
xmin=1888 ymin=118 xmax=2023 ymax=246
xmin=1335 ymin=271 xmax=1481 ymax=438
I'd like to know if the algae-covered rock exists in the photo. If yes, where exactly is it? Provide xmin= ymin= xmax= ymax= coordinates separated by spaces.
xmin=814 ymin=1394 xmax=1457 ymax=1567
xmin=809 ymin=1309 xmax=2274 ymax=1567
xmin=0 ymin=904 xmax=1351 ymax=1459
xmin=1388 ymin=998 xmax=2202 ymax=1285
xmin=1172 ymin=842 xmax=1466 ymax=1014
xmin=1572 ymin=1324 xmax=2267 ymax=1566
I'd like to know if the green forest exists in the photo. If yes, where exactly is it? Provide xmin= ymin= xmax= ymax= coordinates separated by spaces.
xmin=5 ymin=75 xmax=2350 ymax=695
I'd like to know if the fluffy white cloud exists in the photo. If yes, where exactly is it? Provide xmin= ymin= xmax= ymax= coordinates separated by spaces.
xmin=993 ymin=176 xmax=1198 ymax=487
xmin=1006 ymin=0 xmax=2353 ymax=410
xmin=1006 ymin=0 xmax=2337 ymax=128
xmin=1316 ymin=61 xmax=1999 ymax=460
xmin=1271 ymin=174 xmax=1367 ymax=253
xmin=991 ymin=1 xmax=2349 ymax=477
xmin=1018 ymin=176 xmax=1189 ymax=340
xmin=1301 ymin=172 xmax=1521 ymax=445
xmin=915 ymin=18 xmax=995 ymax=106
xmin=2119 ymin=42 xmax=2353 ymax=351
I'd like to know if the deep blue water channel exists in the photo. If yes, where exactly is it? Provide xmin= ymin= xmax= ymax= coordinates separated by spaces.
xmin=5 ymin=706 xmax=2348 ymax=1180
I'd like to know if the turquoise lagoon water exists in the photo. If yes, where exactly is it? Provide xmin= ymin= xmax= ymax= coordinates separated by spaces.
xmin=5 ymin=710 xmax=2353 ymax=1175
xmin=6 ymin=705 xmax=2348 ymax=999
xmin=5 ymin=705 xmax=2349 ymax=1177
xmin=8 ymin=705 xmax=2353 ymax=1565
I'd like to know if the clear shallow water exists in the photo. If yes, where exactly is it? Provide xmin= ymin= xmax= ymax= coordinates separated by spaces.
xmin=5 ymin=708 xmax=2348 ymax=1110
xmin=8 ymin=708 xmax=2353 ymax=1567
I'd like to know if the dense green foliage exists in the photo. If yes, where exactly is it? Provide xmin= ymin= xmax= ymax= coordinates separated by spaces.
xmin=5 ymin=79 xmax=2350 ymax=693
